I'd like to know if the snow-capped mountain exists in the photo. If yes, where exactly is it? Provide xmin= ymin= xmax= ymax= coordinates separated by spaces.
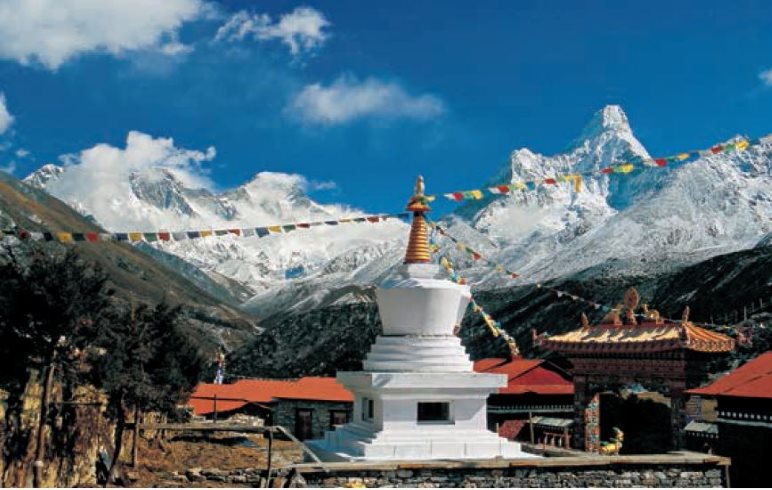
xmin=441 ymin=105 xmax=771 ymax=286
xmin=25 ymin=163 xmax=408 ymax=314
xmin=24 ymin=105 xmax=771 ymax=316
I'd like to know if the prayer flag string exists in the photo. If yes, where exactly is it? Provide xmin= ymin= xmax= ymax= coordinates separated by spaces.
xmin=433 ymin=134 xmax=771 ymax=203
xmin=0 ymin=212 xmax=412 ymax=245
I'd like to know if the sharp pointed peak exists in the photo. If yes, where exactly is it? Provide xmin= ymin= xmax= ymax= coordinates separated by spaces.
xmin=576 ymin=105 xmax=633 ymax=141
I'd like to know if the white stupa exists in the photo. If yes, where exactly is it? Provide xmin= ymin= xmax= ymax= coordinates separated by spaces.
xmin=307 ymin=177 xmax=534 ymax=461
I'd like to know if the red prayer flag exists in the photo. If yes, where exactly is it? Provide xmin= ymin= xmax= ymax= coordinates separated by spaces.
xmin=471 ymin=252 xmax=482 ymax=261
xmin=600 ymin=167 xmax=613 ymax=174
xmin=655 ymin=158 xmax=666 ymax=167
xmin=297 ymin=223 xmax=310 ymax=228
xmin=544 ymin=178 xmax=557 ymax=185
xmin=452 ymin=192 xmax=464 ymax=201
xmin=711 ymin=145 xmax=722 ymax=154
xmin=228 ymin=229 xmax=241 ymax=236
xmin=366 ymin=216 xmax=380 ymax=223
xmin=511 ymin=272 xmax=520 ymax=278
xmin=86 ymin=232 xmax=99 ymax=243
xmin=497 ymin=185 xmax=510 ymax=193
xmin=157 ymin=232 xmax=170 ymax=241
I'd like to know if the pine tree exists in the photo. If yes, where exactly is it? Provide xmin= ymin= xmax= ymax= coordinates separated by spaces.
xmin=91 ymin=302 xmax=204 ymax=483
xmin=0 ymin=244 xmax=113 ymax=487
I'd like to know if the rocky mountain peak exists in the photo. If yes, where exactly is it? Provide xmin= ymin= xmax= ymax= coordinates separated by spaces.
xmin=23 ymin=163 xmax=64 ymax=188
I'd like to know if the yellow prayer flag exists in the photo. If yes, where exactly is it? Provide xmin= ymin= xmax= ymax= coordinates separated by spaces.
xmin=267 ymin=225 xmax=283 ymax=233
xmin=736 ymin=140 xmax=749 ymax=151
xmin=618 ymin=163 xmax=634 ymax=173
xmin=200 ymin=230 xmax=213 ymax=238
xmin=338 ymin=218 xmax=352 ymax=223
xmin=514 ymin=182 xmax=526 ymax=190
xmin=677 ymin=153 xmax=690 ymax=161
xmin=456 ymin=242 xmax=466 ymax=251
xmin=128 ymin=232 xmax=143 ymax=242
xmin=470 ymin=190 xmax=483 ymax=199
xmin=56 ymin=232 xmax=73 ymax=243
xmin=573 ymin=175 xmax=583 ymax=193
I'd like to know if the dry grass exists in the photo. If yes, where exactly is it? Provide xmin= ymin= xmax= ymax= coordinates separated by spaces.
xmin=132 ymin=432 xmax=303 ymax=487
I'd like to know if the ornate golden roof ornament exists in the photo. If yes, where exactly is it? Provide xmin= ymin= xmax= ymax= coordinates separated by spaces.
xmin=404 ymin=175 xmax=432 ymax=264
xmin=622 ymin=287 xmax=639 ymax=326
xmin=681 ymin=305 xmax=690 ymax=323
xmin=641 ymin=304 xmax=663 ymax=324
xmin=580 ymin=312 xmax=590 ymax=328
xmin=601 ymin=304 xmax=623 ymax=326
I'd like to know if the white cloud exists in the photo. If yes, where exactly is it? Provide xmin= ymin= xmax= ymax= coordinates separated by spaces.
xmin=760 ymin=68 xmax=772 ymax=87
xmin=0 ymin=0 xmax=207 ymax=70
xmin=215 ymin=7 xmax=330 ymax=58
xmin=15 ymin=148 xmax=29 ymax=158
xmin=0 ymin=160 xmax=15 ymax=174
xmin=0 ymin=92 xmax=13 ymax=134
xmin=287 ymin=75 xmax=445 ymax=125
xmin=308 ymin=180 xmax=337 ymax=191
xmin=46 ymin=131 xmax=215 ymax=227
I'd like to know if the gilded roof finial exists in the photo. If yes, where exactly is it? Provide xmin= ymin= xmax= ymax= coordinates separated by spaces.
xmin=404 ymin=175 xmax=432 ymax=264
xmin=580 ymin=312 xmax=590 ymax=328
xmin=414 ymin=175 xmax=425 ymax=196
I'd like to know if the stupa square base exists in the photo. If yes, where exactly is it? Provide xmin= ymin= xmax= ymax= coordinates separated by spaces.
xmin=306 ymin=371 xmax=538 ymax=462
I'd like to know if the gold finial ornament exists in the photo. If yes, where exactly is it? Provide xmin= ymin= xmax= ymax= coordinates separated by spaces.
xmin=404 ymin=175 xmax=432 ymax=264
xmin=580 ymin=312 xmax=590 ymax=328
xmin=623 ymin=287 xmax=640 ymax=311
xmin=601 ymin=304 xmax=624 ymax=326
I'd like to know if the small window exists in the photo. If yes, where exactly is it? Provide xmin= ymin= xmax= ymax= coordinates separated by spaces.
xmin=417 ymin=402 xmax=451 ymax=423
xmin=329 ymin=410 xmax=349 ymax=429
xmin=361 ymin=397 xmax=374 ymax=421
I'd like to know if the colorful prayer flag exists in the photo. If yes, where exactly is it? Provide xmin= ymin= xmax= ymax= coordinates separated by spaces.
xmin=57 ymin=232 xmax=73 ymax=243
xmin=267 ymin=226 xmax=283 ymax=233
xmin=255 ymin=227 xmax=269 ymax=237
xmin=128 ymin=232 xmax=143 ymax=242
xmin=200 ymin=230 xmax=213 ymax=238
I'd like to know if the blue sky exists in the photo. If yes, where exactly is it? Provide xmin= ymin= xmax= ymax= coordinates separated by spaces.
xmin=0 ymin=0 xmax=770 ymax=216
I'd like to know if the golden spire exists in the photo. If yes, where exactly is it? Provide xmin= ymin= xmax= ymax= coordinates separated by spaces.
xmin=404 ymin=175 xmax=432 ymax=264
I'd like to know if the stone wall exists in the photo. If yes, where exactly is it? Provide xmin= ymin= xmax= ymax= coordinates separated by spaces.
xmin=292 ymin=454 xmax=730 ymax=488
xmin=273 ymin=399 xmax=352 ymax=440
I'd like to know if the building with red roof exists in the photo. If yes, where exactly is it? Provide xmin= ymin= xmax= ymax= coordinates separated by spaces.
xmin=187 ymin=359 xmax=574 ymax=443
xmin=473 ymin=357 xmax=574 ymax=444
xmin=188 ymin=377 xmax=354 ymax=440
xmin=684 ymin=351 xmax=772 ymax=487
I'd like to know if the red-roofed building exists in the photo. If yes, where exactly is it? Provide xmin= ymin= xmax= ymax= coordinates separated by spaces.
xmin=474 ymin=357 xmax=574 ymax=443
xmin=685 ymin=352 xmax=772 ymax=488
xmin=188 ymin=377 xmax=354 ymax=440
xmin=187 ymin=360 xmax=574 ymax=443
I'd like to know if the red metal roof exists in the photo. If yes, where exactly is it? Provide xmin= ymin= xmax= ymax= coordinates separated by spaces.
xmin=189 ymin=360 xmax=573 ymax=416
xmin=686 ymin=351 xmax=772 ymax=399
xmin=497 ymin=419 xmax=527 ymax=440
xmin=474 ymin=358 xmax=574 ymax=395
xmin=189 ymin=376 xmax=354 ymax=415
